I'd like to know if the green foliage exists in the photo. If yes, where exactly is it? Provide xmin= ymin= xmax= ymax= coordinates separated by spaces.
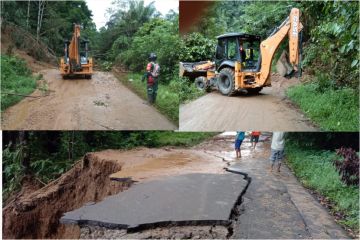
xmin=285 ymin=132 xmax=359 ymax=150
xmin=1 ymin=0 xmax=96 ymax=56
xmin=233 ymin=1 xmax=296 ymax=38
xmin=145 ymin=132 xmax=217 ymax=147
xmin=99 ymin=61 xmax=113 ymax=72
xmin=286 ymin=83 xmax=358 ymax=131
xmin=179 ymin=32 xmax=216 ymax=62
xmin=97 ymin=0 xmax=158 ymax=61
xmin=1 ymin=54 xmax=37 ymax=111
xmin=300 ymin=1 xmax=359 ymax=90
xmin=122 ymin=73 xmax=179 ymax=124
xmin=2 ymin=144 xmax=24 ymax=200
xmin=285 ymin=142 xmax=359 ymax=231
xmin=170 ymin=76 xmax=204 ymax=103
xmin=119 ymin=18 xmax=180 ymax=81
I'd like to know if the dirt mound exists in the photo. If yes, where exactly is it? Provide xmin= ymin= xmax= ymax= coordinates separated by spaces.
xmin=2 ymin=153 xmax=132 ymax=239
xmin=1 ymin=24 xmax=55 ymax=73
xmin=80 ymin=225 xmax=228 ymax=239
xmin=269 ymin=72 xmax=301 ymax=98
xmin=1 ymin=21 xmax=57 ymax=67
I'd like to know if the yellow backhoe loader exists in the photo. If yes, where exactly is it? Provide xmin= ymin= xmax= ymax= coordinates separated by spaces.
xmin=60 ymin=24 xmax=93 ymax=79
xmin=180 ymin=8 xmax=303 ymax=95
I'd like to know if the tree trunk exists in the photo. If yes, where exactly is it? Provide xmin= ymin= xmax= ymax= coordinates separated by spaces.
xmin=26 ymin=0 xmax=30 ymax=29
xmin=19 ymin=131 xmax=31 ymax=174
xmin=36 ymin=0 xmax=45 ymax=41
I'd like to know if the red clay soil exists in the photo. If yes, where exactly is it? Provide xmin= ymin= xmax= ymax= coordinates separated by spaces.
xmin=2 ymin=153 xmax=132 ymax=239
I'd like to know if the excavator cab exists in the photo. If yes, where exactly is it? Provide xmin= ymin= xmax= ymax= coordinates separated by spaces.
xmin=215 ymin=33 xmax=261 ymax=72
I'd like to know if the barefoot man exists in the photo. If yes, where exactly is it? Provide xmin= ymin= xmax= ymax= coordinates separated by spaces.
xmin=270 ymin=132 xmax=285 ymax=172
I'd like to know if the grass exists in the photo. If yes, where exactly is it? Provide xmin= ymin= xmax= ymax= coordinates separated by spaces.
xmin=114 ymin=72 xmax=179 ymax=125
xmin=285 ymin=142 xmax=359 ymax=231
xmin=174 ymin=77 xmax=205 ymax=103
xmin=286 ymin=83 xmax=359 ymax=131
xmin=1 ymin=54 xmax=38 ymax=111
xmin=150 ymin=131 xmax=218 ymax=147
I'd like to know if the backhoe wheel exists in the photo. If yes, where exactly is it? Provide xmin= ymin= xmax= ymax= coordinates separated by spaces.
xmin=247 ymin=87 xmax=263 ymax=94
xmin=218 ymin=68 xmax=235 ymax=96
xmin=194 ymin=76 xmax=207 ymax=91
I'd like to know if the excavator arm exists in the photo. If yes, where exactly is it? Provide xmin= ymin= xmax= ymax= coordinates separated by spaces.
xmin=259 ymin=8 xmax=303 ymax=84
xmin=68 ymin=24 xmax=81 ymax=72
xmin=60 ymin=24 xmax=93 ymax=79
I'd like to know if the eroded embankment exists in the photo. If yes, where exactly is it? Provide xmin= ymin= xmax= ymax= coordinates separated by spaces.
xmin=2 ymin=153 xmax=132 ymax=239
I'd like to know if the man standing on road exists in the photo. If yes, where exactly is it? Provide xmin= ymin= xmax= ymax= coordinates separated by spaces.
xmin=270 ymin=132 xmax=285 ymax=172
xmin=235 ymin=131 xmax=245 ymax=158
xmin=143 ymin=53 xmax=160 ymax=104
xmin=250 ymin=131 xmax=261 ymax=149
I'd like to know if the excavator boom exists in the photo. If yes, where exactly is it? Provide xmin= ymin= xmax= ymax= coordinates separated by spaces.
xmin=260 ymin=8 xmax=303 ymax=84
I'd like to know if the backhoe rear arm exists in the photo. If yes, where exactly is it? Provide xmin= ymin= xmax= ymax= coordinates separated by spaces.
xmin=259 ymin=8 xmax=303 ymax=85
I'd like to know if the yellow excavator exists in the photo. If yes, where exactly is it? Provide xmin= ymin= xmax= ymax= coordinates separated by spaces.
xmin=180 ymin=8 xmax=303 ymax=95
xmin=60 ymin=24 xmax=93 ymax=79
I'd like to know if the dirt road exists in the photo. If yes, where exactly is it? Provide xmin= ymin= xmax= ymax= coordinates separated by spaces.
xmin=179 ymin=75 xmax=317 ymax=131
xmin=1 ymin=69 xmax=176 ymax=130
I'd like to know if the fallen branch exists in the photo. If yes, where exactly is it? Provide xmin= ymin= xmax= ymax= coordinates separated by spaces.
xmin=1 ymin=92 xmax=42 ymax=98
xmin=86 ymin=117 xmax=116 ymax=130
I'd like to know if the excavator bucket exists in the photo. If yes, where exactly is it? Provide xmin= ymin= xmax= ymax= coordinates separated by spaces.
xmin=276 ymin=51 xmax=294 ymax=77
xmin=179 ymin=61 xmax=214 ymax=79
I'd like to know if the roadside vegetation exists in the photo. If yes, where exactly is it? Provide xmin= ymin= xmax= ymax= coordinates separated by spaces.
xmin=180 ymin=1 xmax=359 ymax=130
xmin=285 ymin=133 xmax=359 ymax=233
xmin=287 ymin=83 xmax=358 ymax=131
xmin=117 ymin=73 xmax=178 ymax=123
xmin=1 ymin=55 xmax=39 ymax=111
xmin=2 ymin=131 xmax=217 ymax=202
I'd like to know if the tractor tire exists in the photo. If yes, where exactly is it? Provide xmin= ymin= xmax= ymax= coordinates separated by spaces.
xmin=247 ymin=87 xmax=263 ymax=94
xmin=218 ymin=68 xmax=235 ymax=96
xmin=194 ymin=76 xmax=207 ymax=91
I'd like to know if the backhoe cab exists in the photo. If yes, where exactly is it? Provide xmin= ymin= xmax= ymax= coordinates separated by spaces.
xmin=180 ymin=8 xmax=303 ymax=96
xmin=60 ymin=24 xmax=93 ymax=79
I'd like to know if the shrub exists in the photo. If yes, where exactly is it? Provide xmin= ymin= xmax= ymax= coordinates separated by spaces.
xmin=179 ymin=32 xmax=216 ymax=62
xmin=334 ymin=148 xmax=359 ymax=186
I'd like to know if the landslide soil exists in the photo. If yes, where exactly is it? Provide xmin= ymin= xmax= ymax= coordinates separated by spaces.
xmin=2 ymin=146 xmax=227 ymax=239
xmin=179 ymin=74 xmax=317 ymax=131
xmin=1 ymin=69 xmax=176 ymax=130
xmin=2 ymin=153 xmax=131 ymax=239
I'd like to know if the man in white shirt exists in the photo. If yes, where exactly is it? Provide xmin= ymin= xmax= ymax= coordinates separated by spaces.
xmin=270 ymin=132 xmax=285 ymax=172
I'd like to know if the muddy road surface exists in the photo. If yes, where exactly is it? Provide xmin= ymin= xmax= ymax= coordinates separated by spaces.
xmin=180 ymin=75 xmax=317 ymax=131
xmin=1 ymin=69 xmax=175 ymax=130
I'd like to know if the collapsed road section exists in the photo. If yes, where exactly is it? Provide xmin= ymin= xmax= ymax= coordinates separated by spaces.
xmin=60 ymin=172 xmax=250 ymax=238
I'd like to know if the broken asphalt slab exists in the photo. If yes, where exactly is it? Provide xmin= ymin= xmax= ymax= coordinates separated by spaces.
xmin=60 ymin=173 xmax=249 ymax=230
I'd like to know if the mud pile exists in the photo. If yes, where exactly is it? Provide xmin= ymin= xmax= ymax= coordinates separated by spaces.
xmin=2 ymin=153 xmax=132 ymax=239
